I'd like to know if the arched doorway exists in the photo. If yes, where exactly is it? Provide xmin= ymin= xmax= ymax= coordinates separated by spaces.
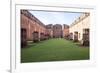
xmin=74 ymin=31 xmax=78 ymax=42
xmin=33 ymin=31 xmax=39 ymax=42
xmin=21 ymin=28 xmax=27 ymax=48
xmin=82 ymin=29 xmax=89 ymax=46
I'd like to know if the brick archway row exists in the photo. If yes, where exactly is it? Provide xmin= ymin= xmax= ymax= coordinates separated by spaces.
xmin=21 ymin=10 xmax=51 ymax=48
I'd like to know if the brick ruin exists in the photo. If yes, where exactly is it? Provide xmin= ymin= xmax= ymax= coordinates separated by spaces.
xmin=21 ymin=10 xmax=90 ymax=48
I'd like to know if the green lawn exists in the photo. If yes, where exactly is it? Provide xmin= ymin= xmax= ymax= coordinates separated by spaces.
xmin=21 ymin=38 xmax=89 ymax=63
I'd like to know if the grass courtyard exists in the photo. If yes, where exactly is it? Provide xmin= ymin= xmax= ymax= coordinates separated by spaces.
xmin=21 ymin=38 xmax=89 ymax=63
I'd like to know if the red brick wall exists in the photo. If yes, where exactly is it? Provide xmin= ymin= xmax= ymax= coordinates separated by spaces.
xmin=53 ymin=24 xmax=62 ymax=38
xmin=21 ymin=12 xmax=47 ymax=41
xmin=63 ymin=29 xmax=69 ymax=37
xmin=21 ymin=10 xmax=70 ymax=41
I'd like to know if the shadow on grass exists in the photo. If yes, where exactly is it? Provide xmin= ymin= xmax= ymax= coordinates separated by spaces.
xmin=74 ymin=42 xmax=89 ymax=48
xmin=21 ymin=40 xmax=48 ymax=49
xmin=21 ymin=42 xmax=37 ymax=49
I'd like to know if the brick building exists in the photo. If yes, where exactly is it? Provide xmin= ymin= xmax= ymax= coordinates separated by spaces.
xmin=21 ymin=10 xmax=69 ymax=48
xmin=63 ymin=24 xmax=69 ymax=39
xmin=53 ymin=24 xmax=63 ymax=38
xmin=21 ymin=10 xmax=47 ymax=47
xmin=46 ymin=24 xmax=53 ymax=38
xmin=69 ymin=13 xmax=90 ymax=46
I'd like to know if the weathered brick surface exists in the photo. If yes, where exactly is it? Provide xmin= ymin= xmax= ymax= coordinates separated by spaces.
xmin=21 ymin=10 xmax=46 ymax=41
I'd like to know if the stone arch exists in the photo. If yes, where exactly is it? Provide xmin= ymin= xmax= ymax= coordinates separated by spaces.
xmin=32 ymin=31 xmax=39 ymax=42
xmin=40 ymin=33 xmax=45 ymax=41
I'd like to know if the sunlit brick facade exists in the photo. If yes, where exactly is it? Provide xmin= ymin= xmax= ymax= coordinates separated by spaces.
xmin=21 ymin=10 xmax=47 ymax=41
xmin=69 ymin=13 xmax=90 ymax=45
xmin=53 ymin=24 xmax=63 ymax=38
xmin=46 ymin=24 xmax=53 ymax=38
xmin=63 ymin=24 xmax=69 ymax=39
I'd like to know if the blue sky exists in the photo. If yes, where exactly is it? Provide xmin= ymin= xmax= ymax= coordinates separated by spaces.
xmin=29 ymin=10 xmax=83 ymax=25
